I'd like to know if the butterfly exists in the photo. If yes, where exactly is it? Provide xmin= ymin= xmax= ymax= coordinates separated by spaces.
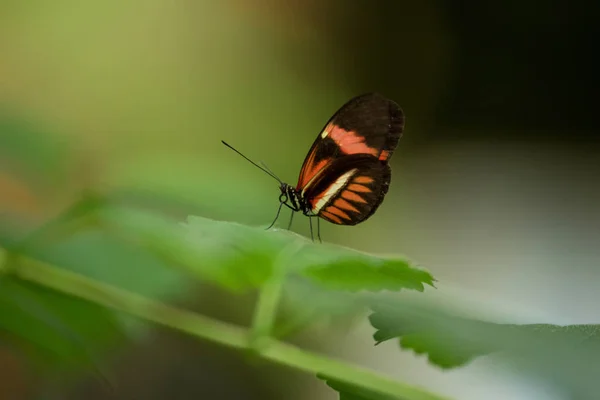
xmin=222 ymin=93 xmax=404 ymax=242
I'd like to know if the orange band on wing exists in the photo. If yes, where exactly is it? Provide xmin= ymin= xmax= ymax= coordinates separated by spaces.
xmin=347 ymin=184 xmax=371 ymax=193
xmin=326 ymin=206 xmax=351 ymax=220
xmin=298 ymin=158 xmax=329 ymax=188
xmin=327 ymin=123 xmax=379 ymax=157
xmin=353 ymin=176 xmax=374 ymax=184
xmin=320 ymin=210 xmax=342 ymax=224
xmin=342 ymin=190 xmax=367 ymax=203
xmin=334 ymin=198 xmax=360 ymax=213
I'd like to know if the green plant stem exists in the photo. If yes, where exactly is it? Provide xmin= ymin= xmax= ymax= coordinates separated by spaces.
xmin=250 ymin=273 xmax=283 ymax=349
xmin=249 ymin=241 xmax=303 ymax=348
xmin=12 ymin=254 xmax=451 ymax=400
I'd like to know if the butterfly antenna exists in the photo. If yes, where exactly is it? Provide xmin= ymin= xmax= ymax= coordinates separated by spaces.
xmin=221 ymin=140 xmax=282 ymax=183
xmin=259 ymin=160 xmax=282 ymax=182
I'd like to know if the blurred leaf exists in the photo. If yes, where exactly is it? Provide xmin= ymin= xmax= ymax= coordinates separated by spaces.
xmin=96 ymin=206 xmax=242 ymax=291
xmin=96 ymin=209 xmax=435 ymax=295
xmin=25 ymin=228 xmax=192 ymax=302
xmin=59 ymin=206 xmax=435 ymax=338
xmin=0 ymin=200 xmax=195 ymax=376
xmin=275 ymin=277 xmax=366 ymax=339
xmin=318 ymin=374 xmax=404 ymax=400
xmin=0 ymin=275 xmax=124 ymax=374
xmin=367 ymin=297 xmax=600 ymax=398
xmin=370 ymin=302 xmax=600 ymax=368
xmin=0 ymin=109 xmax=71 ymax=187
xmin=0 ymin=205 xmax=194 ymax=338
xmin=11 ymin=191 xmax=106 ymax=248
xmin=179 ymin=214 xmax=435 ymax=293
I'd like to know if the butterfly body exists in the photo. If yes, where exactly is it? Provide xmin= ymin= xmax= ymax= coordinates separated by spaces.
xmin=223 ymin=92 xmax=404 ymax=241
xmin=277 ymin=183 xmax=310 ymax=216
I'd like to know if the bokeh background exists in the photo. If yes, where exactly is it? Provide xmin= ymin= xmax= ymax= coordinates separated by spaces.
xmin=1 ymin=0 xmax=599 ymax=399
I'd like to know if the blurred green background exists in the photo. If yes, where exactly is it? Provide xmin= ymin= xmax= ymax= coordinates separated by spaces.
xmin=1 ymin=0 xmax=598 ymax=399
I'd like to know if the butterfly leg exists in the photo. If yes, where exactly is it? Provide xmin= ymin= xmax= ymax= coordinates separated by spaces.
xmin=317 ymin=217 xmax=322 ymax=243
xmin=266 ymin=202 xmax=284 ymax=230
xmin=308 ymin=216 xmax=314 ymax=242
xmin=287 ymin=209 xmax=295 ymax=230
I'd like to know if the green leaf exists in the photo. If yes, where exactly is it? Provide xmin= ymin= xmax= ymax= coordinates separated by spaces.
xmin=370 ymin=304 xmax=493 ymax=368
xmin=176 ymin=214 xmax=435 ymax=293
xmin=318 ymin=374 xmax=405 ymax=400
xmin=0 ymin=276 xmax=125 ymax=375
xmin=368 ymin=297 xmax=600 ymax=398
xmin=0 ymin=203 xmax=196 ymax=383
xmin=181 ymin=215 xmax=291 ymax=291
xmin=21 ymin=228 xmax=190 ymax=302
xmin=0 ymin=204 xmax=195 ymax=356
xmin=276 ymin=277 xmax=365 ymax=333
xmin=96 ymin=209 xmax=435 ymax=294
xmin=297 ymin=247 xmax=434 ymax=292
xmin=97 ymin=207 xmax=281 ymax=292
xmin=90 ymin=208 xmax=436 ymax=337
xmin=370 ymin=301 xmax=600 ymax=369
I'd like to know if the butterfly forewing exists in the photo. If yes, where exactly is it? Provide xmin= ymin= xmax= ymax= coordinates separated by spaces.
xmin=296 ymin=93 xmax=404 ymax=190
xmin=301 ymin=154 xmax=391 ymax=225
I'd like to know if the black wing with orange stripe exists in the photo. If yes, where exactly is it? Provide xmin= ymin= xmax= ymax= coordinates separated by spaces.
xmin=295 ymin=93 xmax=404 ymax=190
xmin=301 ymin=154 xmax=391 ymax=225
xmin=296 ymin=93 xmax=404 ymax=225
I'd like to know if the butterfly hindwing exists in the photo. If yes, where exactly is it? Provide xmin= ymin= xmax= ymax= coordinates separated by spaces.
xmin=296 ymin=93 xmax=404 ymax=190
xmin=301 ymin=154 xmax=391 ymax=225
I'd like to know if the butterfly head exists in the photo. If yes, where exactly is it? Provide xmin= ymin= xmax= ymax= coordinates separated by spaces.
xmin=278 ymin=182 xmax=302 ymax=212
